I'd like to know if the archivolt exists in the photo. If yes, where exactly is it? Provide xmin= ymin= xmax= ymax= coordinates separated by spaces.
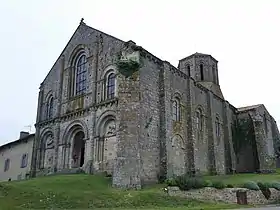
xmin=96 ymin=110 xmax=116 ymax=136
xmin=62 ymin=120 xmax=89 ymax=144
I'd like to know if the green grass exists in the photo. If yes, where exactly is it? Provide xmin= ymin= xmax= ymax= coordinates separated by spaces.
xmin=204 ymin=171 xmax=280 ymax=187
xmin=0 ymin=174 xmax=240 ymax=210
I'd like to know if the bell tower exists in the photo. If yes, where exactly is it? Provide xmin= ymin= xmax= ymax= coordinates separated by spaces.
xmin=178 ymin=52 xmax=223 ymax=99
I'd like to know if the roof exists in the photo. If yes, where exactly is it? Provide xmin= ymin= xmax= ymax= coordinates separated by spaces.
xmin=41 ymin=20 xmax=220 ymax=87
xmin=179 ymin=52 xmax=218 ymax=63
xmin=0 ymin=133 xmax=35 ymax=150
xmin=237 ymin=104 xmax=263 ymax=112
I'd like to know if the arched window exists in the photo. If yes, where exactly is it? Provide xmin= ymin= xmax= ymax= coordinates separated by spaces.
xmin=107 ymin=73 xmax=116 ymax=99
xmin=75 ymin=54 xmax=87 ymax=95
xmin=172 ymin=98 xmax=180 ymax=122
xmin=21 ymin=154 xmax=28 ymax=168
xmin=47 ymin=97 xmax=54 ymax=119
xmin=195 ymin=108 xmax=203 ymax=139
xmin=215 ymin=117 xmax=220 ymax=137
xmin=4 ymin=159 xmax=10 ymax=172
xmin=200 ymin=64 xmax=204 ymax=81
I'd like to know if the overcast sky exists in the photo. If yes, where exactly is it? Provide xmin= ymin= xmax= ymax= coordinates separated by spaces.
xmin=0 ymin=0 xmax=279 ymax=145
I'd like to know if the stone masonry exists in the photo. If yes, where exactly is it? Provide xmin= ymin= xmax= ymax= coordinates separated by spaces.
xmin=31 ymin=19 xmax=280 ymax=188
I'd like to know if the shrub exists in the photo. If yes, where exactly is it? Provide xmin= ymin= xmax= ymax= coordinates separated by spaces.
xmin=226 ymin=184 xmax=234 ymax=188
xmin=157 ymin=174 xmax=166 ymax=184
xmin=264 ymin=182 xmax=273 ymax=188
xmin=203 ymin=180 xmax=213 ymax=187
xmin=212 ymin=180 xmax=226 ymax=189
xmin=174 ymin=175 xmax=207 ymax=191
xmin=271 ymin=182 xmax=280 ymax=191
xmin=243 ymin=181 xmax=260 ymax=191
xmin=257 ymin=182 xmax=271 ymax=200
xmin=165 ymin=178 xmax=177 ymax=186
xmin=190 ymin=178 xmax=206 ymax=189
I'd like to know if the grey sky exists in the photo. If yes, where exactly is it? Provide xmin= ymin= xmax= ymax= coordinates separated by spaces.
xmin=0 ymin=0 xmax=279 ymax=145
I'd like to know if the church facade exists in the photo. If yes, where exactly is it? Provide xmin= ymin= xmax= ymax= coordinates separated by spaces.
xmin=31 ymin=19 xmax=280 ymax=188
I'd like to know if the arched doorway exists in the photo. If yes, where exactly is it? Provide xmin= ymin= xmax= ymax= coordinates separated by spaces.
xmin=96 ymin=115 xmax=116 ymax=175
xmin=38 ymin=132 xmax=54 ymax=170
xmin=103 ymin=119 xmax=116 ymax=174
xmin=61 ymin=121 xmax=89 ymax=170
xmin=72 ymin=131 xmax=85 ymax=168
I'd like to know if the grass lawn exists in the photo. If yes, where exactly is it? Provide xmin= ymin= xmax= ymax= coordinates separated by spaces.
xmin=0 ymin=174 xmax=240 ymax=210
xmin=204 ymin=171 xmax=280 ymax=187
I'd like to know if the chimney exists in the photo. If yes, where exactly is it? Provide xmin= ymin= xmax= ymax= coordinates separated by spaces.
xmin=19 ymin=131 xmax=29 ymax=139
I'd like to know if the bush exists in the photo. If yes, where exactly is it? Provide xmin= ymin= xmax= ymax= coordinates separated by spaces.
xmin=226 ymin=184 xmax=234 ymax=188
xmin=203 ymin=180 xmax=213 ymax=187
xmin=264 ymin=182 xmax=273 ymax=188
xmin=243 ymin=181 xmax=260 ymax=191
xmin=191 ymin=178 xmax=206 ymax=189
xmin=212 ymin=180 xmax=226 ymax=189
xmin=257 ymin=182 xmax=271 ymax=200
xmin=157 ymin=174 xmax=166 ymax=184
xmin=174 ymin=175 xmax=207 ymax=191
xmin=271 ymin=182 xmax=280 ymax=191
xmin=165 ymin=178 xmax=177 ymax=186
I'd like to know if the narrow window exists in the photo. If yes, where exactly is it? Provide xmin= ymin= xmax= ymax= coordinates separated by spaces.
xmin=196 ymin=109 xmax=203 ymax=131
xmin=21 ymin=154 xmax=28 ymax=168
xmin=196 ymin=109 xmax=203 ymax=139
xmin=200 ymin=64 xmax=204 ymax=81
xmin=47 ymin=97 xmax=53 ymax=119
xmin=4 ymin=159 xmax=10 ymax=172
xmin=215 ymin=117 xmax=220 ymax=137
xmin=75 ymin=54 xmax=87 ymax=95
xmin=264 ymin=114 xmax=268 ymax=135
xmin=187 ymin=65 xmax=191 ymax=76
xmin=172 ymin=98 xmax=180 ymax=121
xmin=107 ymin=73 xmax=116 ymax=99
xmin=212 ymin=65 xmax=216 ymax=83
xmin=195 ymin=111 xmax=200 ymax=130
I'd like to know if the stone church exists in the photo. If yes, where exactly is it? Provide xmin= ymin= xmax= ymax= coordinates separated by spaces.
xmin=31 ymin=19 xmax=280 ymax=188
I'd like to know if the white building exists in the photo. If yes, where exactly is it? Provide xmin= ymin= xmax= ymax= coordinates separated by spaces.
xmin=0 ymin=132 xmax=34 ymax=182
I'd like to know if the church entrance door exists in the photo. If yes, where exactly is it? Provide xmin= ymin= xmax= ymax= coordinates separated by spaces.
xmin=72 ymin=131 xmax=85 ymax=168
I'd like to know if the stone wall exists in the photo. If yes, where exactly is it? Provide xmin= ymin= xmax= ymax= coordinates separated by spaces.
xmin=235 ymin=105 xmax=279 ymax=173
xmin=112 ymin=61 xmax=142 ymax=189
xmin=162 ymin=62 xmax=189 ymax=178
xmin=167 ymin=186 xmax=280 ymax=205
xmin=139 ymin=53 xmax=162 ymax=184
xmin=32 ymin=21 xmax=125 ymax=177
xmin=31 ymin=19 xmax=280 ymax=188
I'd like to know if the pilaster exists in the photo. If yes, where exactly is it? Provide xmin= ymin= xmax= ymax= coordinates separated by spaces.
xmin=222 ymin=101 xmax=235 ymax=173
xmin=206 ymin=90 xmax=216 ymax=174
xmin=186 ymin=78 xmax=195 ymax=174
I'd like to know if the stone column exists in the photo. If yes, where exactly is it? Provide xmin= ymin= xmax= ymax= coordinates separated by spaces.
xmin=84 ymin=137 xmax=94 ymax=173
xmin=31 ymin=85 xmax=44 ymax=177
xmin=53 ymin=123 xmax=60 ymax=173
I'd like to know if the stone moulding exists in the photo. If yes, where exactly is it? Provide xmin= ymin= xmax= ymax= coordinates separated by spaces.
xmin=167 ymin=186 xmax=280 ymax=205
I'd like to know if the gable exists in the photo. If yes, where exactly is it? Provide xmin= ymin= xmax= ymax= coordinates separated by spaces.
xmin=40 ymin=21 xmax=125 ymax=101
